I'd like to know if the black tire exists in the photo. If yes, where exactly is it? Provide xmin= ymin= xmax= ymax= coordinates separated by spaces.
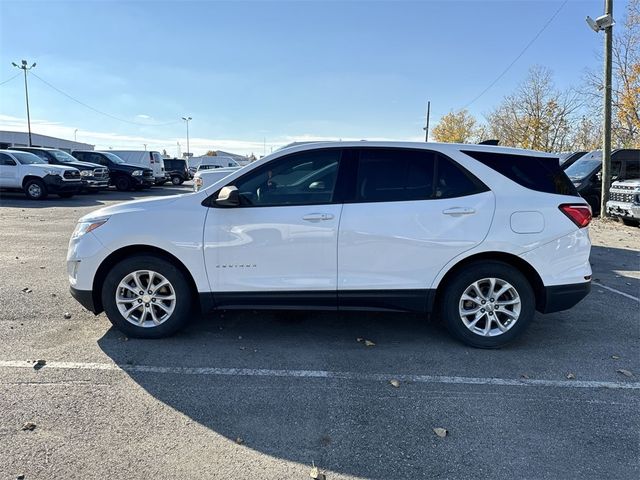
xmin=59 ymin=192 xmax=74 ymax=198
xmin=622 ymin=218 xmax=639 ymax=227
xmin=114 ymin=176 xmax=132 ymax=191
xmin=24 ymin=178 xmax=48 ymax=200
xmin=102 ymin=255 xmax=193 ymax=338
xmin=171 ymin=176 xmax=183 ymax=185
xmin=439 ymin=261 xmax=535 ymax=348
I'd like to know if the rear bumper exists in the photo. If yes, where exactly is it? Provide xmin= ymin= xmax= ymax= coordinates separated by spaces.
xmin=606 ymin=201 xmax=640 ymax=220
xmin=70 ymin=286 xmax=100 ymax=314
xmin=539 ymin=281 xmax=591 ymax=314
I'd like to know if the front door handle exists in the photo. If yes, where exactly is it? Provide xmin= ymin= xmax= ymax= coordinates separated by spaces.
xmin=442 ymin=207 xmax=476 ymax=216
xmin=303 ymin=213 xmax=335 ymax=222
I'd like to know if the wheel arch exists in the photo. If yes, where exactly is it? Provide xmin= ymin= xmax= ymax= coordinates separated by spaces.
xmin=432 ymin=251 xmax=545 ymax=313
xmin=91 ymin=244 xmax=199 ymax=314
xmin=22 ymin=175 xmax=44 ymax=188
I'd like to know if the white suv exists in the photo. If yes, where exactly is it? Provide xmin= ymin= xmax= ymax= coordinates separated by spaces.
xmin=67 ymin=142 xmax=592 ymax=348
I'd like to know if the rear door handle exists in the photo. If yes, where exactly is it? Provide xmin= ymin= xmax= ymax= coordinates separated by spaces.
xmin=442 ymin=207 xmax=476 ymax=216
xmin=303 ymin=213 xmax=335 ymax=222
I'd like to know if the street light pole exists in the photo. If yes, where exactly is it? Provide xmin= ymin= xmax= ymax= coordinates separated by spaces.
xmin=181 ymin=116 xmax=192 ymax=158
xmin=423 ymin=101 xmax=431 ymax=142
xmin=11 ymin=60 xmax=36 ymax=147
xmin=601 ymin=0 xmax=613 ymax=217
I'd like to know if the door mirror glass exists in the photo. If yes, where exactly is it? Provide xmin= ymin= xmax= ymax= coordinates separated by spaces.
xmin=215 ymin=185 xmax=240 ymax=207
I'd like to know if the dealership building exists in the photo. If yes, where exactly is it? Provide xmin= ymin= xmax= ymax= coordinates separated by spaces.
xmin=0 ymin=131 xmax=94 ymax=152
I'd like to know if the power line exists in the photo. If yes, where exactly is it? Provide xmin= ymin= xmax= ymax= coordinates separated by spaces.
xmin=0 ymin=72 xmax=21 ymax=87
xmin=461 ymin=0 xmax=569 ymax=110
xmin=29 ymin=71 xmax=181 ymax=127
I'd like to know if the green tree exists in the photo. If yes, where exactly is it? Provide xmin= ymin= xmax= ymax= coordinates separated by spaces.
xmin=432 ymin=109 xmax=477 ymax=143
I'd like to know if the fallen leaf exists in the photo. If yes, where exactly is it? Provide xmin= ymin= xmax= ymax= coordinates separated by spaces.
xmin=63 ymin=313 xmax=72 ymax=319
xmin=611 ymin=355 xmax=620 ymax=360
xmin=617 ymin=369 xmax=633 ymax=377
xmin=21 ymin=422 xmax=36 ymax=431
xmin=21 ymin=287 xmax=32 ymax=293
xmin=33 ymin=359 xmax=46 ymax=370
xmin=309 ymin=465 xmax=325 ymax=480
xmin=364 ymin=340 xmax=376 ymax=347
xmin=566 ymin=373 xmax=576 ymax=380
xmin=235 ymin=437 xmax=244 ymax=445
xmin=389 ymin=379 xmax=400 ymax=388
xmin=520 ymin=374 xmax=530 ymax=379
xmin=17 ymin=474 xmax=25 ymax=480
xmin=39 ymin=266 xmax=45 ymax=269
xmin=433 ymin=427 xmax=448 ymax=438
xmin=356 ymin=337 xmax=364 ymax=343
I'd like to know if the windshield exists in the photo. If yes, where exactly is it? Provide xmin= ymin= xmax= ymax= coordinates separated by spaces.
xmin=50 ymin=150 xmax=78 ymax=163
xmin=100 ymin=152 xmax=126 ymax=164
xmin=11 ymin=151 xmax=47 ymax=165
xmin=565 ymin=158 xmax=601 ymax=180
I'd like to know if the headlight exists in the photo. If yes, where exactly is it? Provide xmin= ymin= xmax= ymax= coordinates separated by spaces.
xmin=45 ymin=169 xmax=62 ymax=176
xmin=132 ymin=170 xmax=143 ymax=176
xmin=80 ymin=170 xmax=92 ymax=177
xmin=194 ymin=177 xmax=203 ymax=191
xmin=72 ymin=219 xmax=108 ymax=240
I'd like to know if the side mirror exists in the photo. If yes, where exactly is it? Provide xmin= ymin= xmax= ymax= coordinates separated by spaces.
xmin=215 ymin=185 xmax=240 ymax=207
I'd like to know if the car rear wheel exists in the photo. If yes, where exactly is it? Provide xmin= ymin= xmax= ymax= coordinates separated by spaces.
xmin=24 ymin=179 xmax=48 ymax=200
xmin=102 ymin=255 xmax=193 ymax=338
xmin=171 ymin=176 xmax=183 ymax=185
xmin=114 ymin=176 xmax=132 ymax=191
xmin=440 ymin=261 xmax=535 ymax=348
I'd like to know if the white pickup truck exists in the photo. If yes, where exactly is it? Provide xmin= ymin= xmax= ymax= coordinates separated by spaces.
xmin=0 ymin=149 xmax=83 ymax=200
xmin=606 ymin=178 xmax=640 ymax=226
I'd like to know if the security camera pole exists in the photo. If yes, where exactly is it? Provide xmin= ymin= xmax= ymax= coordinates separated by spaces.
xmin=182 ymin=116 xmax=192 ymax=158
xmin=11 ymin=60 xmax=36 ymax=147
xmin=601 ymin=0 xmax=613 ymax=217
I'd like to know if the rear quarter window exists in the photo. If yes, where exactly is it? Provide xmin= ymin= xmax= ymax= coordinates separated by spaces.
xmin=462 ymin=150 xmax=578 ymax=196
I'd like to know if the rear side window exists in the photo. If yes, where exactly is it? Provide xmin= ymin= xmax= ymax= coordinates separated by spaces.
xmin=463 ymin=150 xmax=578 ymax=196
xmin=355 ymin=149 xmax=487 ymax=203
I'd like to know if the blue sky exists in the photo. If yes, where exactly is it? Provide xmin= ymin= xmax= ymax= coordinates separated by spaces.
xmin=0 ymin=0 xmax=626 ymax=155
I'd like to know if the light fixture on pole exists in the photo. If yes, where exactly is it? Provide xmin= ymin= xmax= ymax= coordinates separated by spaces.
xmin=182 ymin=116 xmax=192 ymax=158
xmin=586 ymin=1 xmax=615 ymax=217
xmin=11 ymin=60 xmax=37 ymax=147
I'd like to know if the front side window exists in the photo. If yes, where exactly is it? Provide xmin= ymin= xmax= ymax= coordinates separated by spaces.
xmin=232 ymin=149 xmax=340 ymax=207
xmin=50 ymin=150 xmax=77 ymax=163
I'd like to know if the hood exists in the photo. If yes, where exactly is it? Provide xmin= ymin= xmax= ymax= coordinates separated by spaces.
xmin=612 ymin=178 xmax=640 ymax=186
xmin=32 ymin=164 xmax=78 ymax=173
xmin=80 ymin=195 xmax=184 ymax=222
xmin=115 ymin=162 xmax=153 ymax=172
xmin=63 ymin=160 xmax=103 ymax=170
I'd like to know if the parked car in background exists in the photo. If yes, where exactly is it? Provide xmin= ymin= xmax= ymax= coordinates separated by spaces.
xmin=193 ymin=166 xmax=239 ymax=192
xmin=0 ymin=149 xmax=82 ymax=199
xmin=631 ymin=192 xmax=640 ymax=222
xmin=559 ymin=151 xmax=587 ymax=170
xmin=9 ymin=147 xmax=109 ymax=191
xmin=163 ymin=158 xmax=191 ymax=185
xmin=606 ymin=178 xmax=640 ymax=226
xmin=108 ymin=150 xmax=167 ymax=185
xmin=564 ymin=149 xmax=640 ymax=214
xmin=68 ymin=141 xmax=591 ymax=348
xmin=194 ymin=155 xmax=239 ymax=171
xmin=71 ymin=151 xmax=154 ymax=191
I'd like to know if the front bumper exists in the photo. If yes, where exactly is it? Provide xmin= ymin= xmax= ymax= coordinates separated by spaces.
xmin=43 ymin=175 xmax=83 ymax=194
xmin=84 ymin=179 xmax=109 ymax=189
xmin=606 ymin=200 xmax=640 ymax=220
xmin=539 ymin=281 xmax=591 ymax=313
xmin=132 ymin=176 xmax=154 ymax=187
xmin=70 ymin=286 xmax=99 ymax=314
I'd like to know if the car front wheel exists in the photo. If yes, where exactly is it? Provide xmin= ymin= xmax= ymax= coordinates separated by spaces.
xmin=114 ymin=176 xmax=132 ymax=191
xmin=439 ymin=261 xmax=535 ymax=348
xmin=102 ymin=255 xmax=193 ymax=338
xmin=24 ymin=179 xmax=48 ymax=200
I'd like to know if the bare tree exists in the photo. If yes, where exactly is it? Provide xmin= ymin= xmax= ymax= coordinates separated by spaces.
xmin=487 ymin=66 xmax=582 ymax=152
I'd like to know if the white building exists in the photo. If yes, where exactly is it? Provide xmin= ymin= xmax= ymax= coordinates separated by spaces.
xmin=0 ymin=131 xmax=94 ymax=153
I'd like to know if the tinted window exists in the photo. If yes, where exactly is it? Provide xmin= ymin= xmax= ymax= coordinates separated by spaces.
xmin=463 ymin=150 xmax=578 ymax=196
xmin=565 ymin=158 xmax=601 ymax=180
xmin=9 ymin=151 xmax=47 ymax=165
xmin=436 ymin=156 xmax=487 ymax=199
xmin=624 ymin=158 xmax=640 ymax=179
xmin=0 ymin=153 xmax=16 ymax=165
xmin=356 ymin=149 xmax=435 ymax=202
xmin=49 ymin=150 xmax=77 ymax=163
xmin=232 ymin=149 xmax=340 ymax=207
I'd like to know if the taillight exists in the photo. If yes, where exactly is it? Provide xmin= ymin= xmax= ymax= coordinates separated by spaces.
xmin=559 ymin=204 xmax=592 ymax=228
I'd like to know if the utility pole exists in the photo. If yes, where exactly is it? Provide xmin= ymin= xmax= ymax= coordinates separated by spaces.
xmin=423 ymin=101 xmax=431 ymax=142
xmin=601 ymin=0 xmax=613 ymax=217
xmin=11 ymin=60 xmax=36 ymax=146
xmin=182 ymin=116 xmax=192 ymax=158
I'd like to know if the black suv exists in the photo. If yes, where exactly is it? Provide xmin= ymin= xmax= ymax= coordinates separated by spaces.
xmin=163 ymin=158 xmax=191 ymax=185
xmin=71 ymin=151 xmax=154 ymax=191
xmin=564 ymin=149 xmax=640 ymax=214
xmin=10 ymin=147 xmax=109 ymax=191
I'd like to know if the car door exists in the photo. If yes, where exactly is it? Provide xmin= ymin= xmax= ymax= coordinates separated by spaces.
xmin=337 ymin=148 xmax=495 ymax=311
xmin=203 ymin=148 xmax=344 ymax=308
xmin=0 ymin=152 xmax=20 ymax=187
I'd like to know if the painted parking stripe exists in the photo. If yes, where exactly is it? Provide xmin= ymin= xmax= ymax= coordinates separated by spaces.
xmin=593 ymin=281 xmax=640 ymax=303
xmin=0 ymin=360 xmax=637 ymax=390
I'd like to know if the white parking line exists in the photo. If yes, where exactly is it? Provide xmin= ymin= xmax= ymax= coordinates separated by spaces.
xmin=593 ymin=281 xmax=640 ymax=303
xmin=0 ymin=360 xmax=637 ymax=390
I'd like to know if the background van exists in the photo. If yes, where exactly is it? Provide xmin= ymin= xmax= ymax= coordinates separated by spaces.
xmin=109 ymin=150 xmax=167 ymax=185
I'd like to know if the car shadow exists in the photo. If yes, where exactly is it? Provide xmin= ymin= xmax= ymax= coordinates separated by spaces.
xmin=590 ymin=244 xmax=640 ymax=298
xmin=0 ymin=185 xmax=192 ymax=208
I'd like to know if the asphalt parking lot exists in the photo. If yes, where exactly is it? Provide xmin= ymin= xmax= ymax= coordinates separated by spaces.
xmin=0 ymin=186 xmax=639 ymax=480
